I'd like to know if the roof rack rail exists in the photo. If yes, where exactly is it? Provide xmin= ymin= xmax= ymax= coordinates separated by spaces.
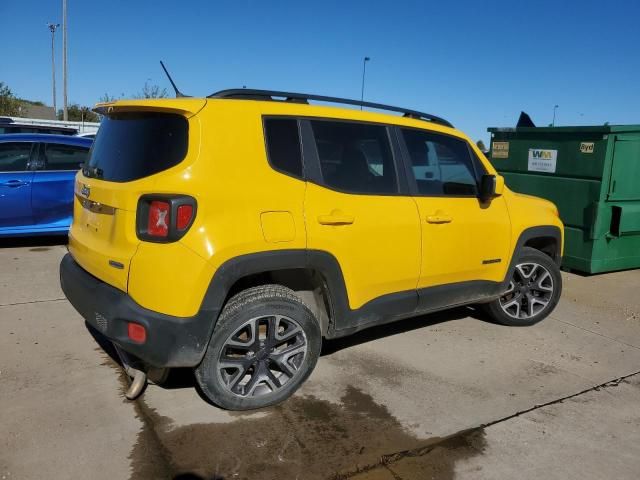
xmin=208 ymin=89 xmax=453 ymax=128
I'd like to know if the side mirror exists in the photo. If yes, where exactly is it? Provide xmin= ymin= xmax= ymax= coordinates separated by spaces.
xmin=479 ymin=174 xmax=497 ymax=202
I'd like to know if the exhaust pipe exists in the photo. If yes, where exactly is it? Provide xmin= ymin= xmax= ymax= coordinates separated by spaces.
xmin=125 ymin=369 xmax=147 ymax=400
xmin=114 ymin=345 xmax=148 ymax=401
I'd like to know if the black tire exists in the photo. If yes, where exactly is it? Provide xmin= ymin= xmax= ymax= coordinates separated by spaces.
xmin=195 ymin=285 xmax=322 ymax=410
xmin=484 ymin=247 xmax=562 ymax=327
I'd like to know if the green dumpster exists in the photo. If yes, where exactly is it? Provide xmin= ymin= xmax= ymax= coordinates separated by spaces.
xmin=488 ymin=125 xmax=640 ymax=273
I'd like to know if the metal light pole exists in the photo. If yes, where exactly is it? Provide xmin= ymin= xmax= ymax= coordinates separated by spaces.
xmin=62 ymin=0 xmax=68 ymax=121
xmin=360 ymin=56 xmax=370 ymax=109
xmin=552 ymin=104 xmax=559 ymax=127
xmin=47 ymin=23 xmax=60 ymax=117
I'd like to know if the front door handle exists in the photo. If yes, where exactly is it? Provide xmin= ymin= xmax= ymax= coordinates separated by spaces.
xmin=317 ymin=211 xmax=355 ymax=225
xmin=1 ymin=180 xmax=29 ymax=188
xmin=426 ymin=212 xmax=453 ymax=224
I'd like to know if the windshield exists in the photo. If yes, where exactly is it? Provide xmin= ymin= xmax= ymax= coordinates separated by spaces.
xmin=83 ymin=112 xmax=188 ymax=182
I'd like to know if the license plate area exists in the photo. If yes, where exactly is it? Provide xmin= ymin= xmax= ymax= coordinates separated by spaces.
xmin=77 ymin=195 xmax=116 ymax=233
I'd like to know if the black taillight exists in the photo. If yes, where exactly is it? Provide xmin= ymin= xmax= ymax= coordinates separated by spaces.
xmin=136 ymin=195 xmax=197 ymax=242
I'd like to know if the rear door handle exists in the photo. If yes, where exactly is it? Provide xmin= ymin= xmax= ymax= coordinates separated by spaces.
xmin=1 ymin=180 xmax=29 ymax=188
xmin=426 ymin=213 xmax=453 ymax=224
xmin=317 ymin=212 xmax=355 ymax=225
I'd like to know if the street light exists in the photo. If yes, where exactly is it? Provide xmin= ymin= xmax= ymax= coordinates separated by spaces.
xmin=47 ymin=23 xmax=60 ymax=117
xmin=62 ymin=0 xmax=68 ymax=121
xmin=552 ymin=104 xmax=559 ymax=127
xmin=360 ymin=56 xmax=370 ymax=109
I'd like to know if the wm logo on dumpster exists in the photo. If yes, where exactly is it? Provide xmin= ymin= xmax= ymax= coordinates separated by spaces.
xmin=531 ymin=150 xmax=554 ymax=159
xmin=528 ymin=148 xmax=558 ymax=173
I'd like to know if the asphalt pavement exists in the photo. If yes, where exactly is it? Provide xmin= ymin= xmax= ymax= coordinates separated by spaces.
xmin=1 ymin=240 xmax=639 ymax=480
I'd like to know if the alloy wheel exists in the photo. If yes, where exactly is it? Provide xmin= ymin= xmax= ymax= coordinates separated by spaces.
xmin=499 ymin=262 xmax=554 ymax=320
xmin=217 ymin=314 xmax=308 ymax=398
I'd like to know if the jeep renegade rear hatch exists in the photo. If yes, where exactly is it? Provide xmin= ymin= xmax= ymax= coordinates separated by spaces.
xmin=69 ymin=100 xmax=204 ymax=293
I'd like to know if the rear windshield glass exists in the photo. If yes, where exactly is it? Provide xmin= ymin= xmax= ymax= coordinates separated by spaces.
xmin=83 ymin=112 xmax=188 ymax=182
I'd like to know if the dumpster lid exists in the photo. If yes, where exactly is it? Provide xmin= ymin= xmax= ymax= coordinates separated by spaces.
xmin=488 ymin=124 xmax=640 ymax=134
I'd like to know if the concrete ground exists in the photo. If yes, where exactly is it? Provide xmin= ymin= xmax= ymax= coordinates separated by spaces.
xmin=1 ymin=240 xmax=639 ymax=480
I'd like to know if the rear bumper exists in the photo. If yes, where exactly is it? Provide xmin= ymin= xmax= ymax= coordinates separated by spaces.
xmin=59 ymin=253 xmax=214 ymax=368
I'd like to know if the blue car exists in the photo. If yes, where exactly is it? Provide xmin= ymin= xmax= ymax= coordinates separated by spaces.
xmin=0 ymin=134 xmax=93 ymax=237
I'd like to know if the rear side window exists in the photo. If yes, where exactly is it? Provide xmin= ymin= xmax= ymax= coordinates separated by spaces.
xmin=264 ymin=118 xmax=303 ymax=178
xmin=401 ymin=128 xmax=479 ymax=196
xmin=84 ymin=112 xmax=188 ymax=182
xmin=0 ymin=142 xmax=32 ymax=172
xmin=43 ymin=143 xmax=88 ymax=170
xmin=310 ymin=120 xmax=397 ymax=194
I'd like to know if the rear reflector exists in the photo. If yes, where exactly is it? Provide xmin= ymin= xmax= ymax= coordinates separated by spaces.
xmin=127 ymin=322 xmax=147 ymax=343
xmin=176 ymin=204 xmax=194 ymax=230
xmin=147 ymin=201 xmax=170 ymax=237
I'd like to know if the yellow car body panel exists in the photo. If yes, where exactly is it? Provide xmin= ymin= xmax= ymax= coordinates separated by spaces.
xmin=70 ymin=102 xmax=204 ymax=309
xmin=176 ymin=101 xmax=308 ymax=276
xmin=502 ymin=188 xmax=565 ymax=256
xmin=127 ymin=241 xmax=216 ymax=317
xmin=67 ymin=96 xmax=562 ymax=320
xmin=414 ymin=194 xmax=512 ymax=288
xmin=304 ymin=182 xmax=421 ymax=309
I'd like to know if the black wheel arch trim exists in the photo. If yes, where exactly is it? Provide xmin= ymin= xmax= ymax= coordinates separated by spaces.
xmin=200 ymin=226 xmax=561 ymax=340
xmin=200 ymin=249 xmax=417 ymax=338
xmin=200 ymin=249 xmax=349 ymax=337
xmin=501 ymin=225 xmax=563 ymax=290
xmin=200 ymin=249 xmax=496 ymax=339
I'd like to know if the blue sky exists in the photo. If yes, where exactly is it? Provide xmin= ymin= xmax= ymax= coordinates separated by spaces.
xmin=2 ymin=0 xmax=639 ymax=142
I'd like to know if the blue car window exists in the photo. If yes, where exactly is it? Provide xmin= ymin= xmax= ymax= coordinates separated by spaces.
xmin=44 ymin=143 xmax=88 ymax=171
xmin=0 ymin=142 xmax=32 ymax=172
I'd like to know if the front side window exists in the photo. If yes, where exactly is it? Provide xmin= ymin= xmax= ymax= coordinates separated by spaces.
xmin=264 ymin=118 xmax=303 ymax=178
xmin=401 ymin=128 xmax=479 ymax=196
xmin=44 ymin=143 xmax=88 ymax=170
xmin=310 ymin=120 xmax=397 ymax=194
xmin=0 ymin=142 xmax=32 ymax=172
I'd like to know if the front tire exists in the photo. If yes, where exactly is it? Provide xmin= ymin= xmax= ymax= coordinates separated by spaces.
xmin=484 ymin=247 xmax=562 ymax=327
xmin=195 ymin=285 xmax=321 ymax=410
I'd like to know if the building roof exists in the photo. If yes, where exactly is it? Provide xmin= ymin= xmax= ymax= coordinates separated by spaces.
xmin=17 ymin=104 xmax=57 ymax=120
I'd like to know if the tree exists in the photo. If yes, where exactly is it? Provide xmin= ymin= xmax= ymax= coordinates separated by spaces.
xmin=0 ymin=82 xmax=20 ymax=116
xmin=18 ymin=99 xmax=45 ymax=107
xmin=99 ymin=93 xmax=118 ymax=103
xmin=135 ymin=81 xmax=168 ymax=99
xmin=476 ymin=140 xmax=488 ymax=152
xmin=57 ymin=103 xmax=100 ymax=122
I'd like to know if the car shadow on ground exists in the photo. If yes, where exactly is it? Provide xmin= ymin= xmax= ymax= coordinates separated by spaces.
xmin=0 ymin=235 xmax=67 ymax=249
xmin=320 ymin=305 xmax=488 ymax=356
xmin=86 ymin=305 xmax=494 ymax=397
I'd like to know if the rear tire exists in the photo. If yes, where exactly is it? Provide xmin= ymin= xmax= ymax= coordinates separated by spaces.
xmin=484 ymin=247 xmax=562 ymax=327
xmin=195 ymin=285 xmax=321 ymax=410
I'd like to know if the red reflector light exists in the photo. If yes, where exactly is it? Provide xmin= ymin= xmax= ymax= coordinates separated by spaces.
xmin=127 ymin=322 xmax=147 ymax=343
xmin=148 ymin=201 xmax=170 ymax=237
xmin=176 ymin=204 xmax=194 ymax=230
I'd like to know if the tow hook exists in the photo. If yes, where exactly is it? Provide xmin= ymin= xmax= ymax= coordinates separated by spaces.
xmin=114 ymin=345 xmax=148 ymax=401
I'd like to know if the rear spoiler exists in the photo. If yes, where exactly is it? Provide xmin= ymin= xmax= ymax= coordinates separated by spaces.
xmin=93 ymin=98 xmax=207 ymax=118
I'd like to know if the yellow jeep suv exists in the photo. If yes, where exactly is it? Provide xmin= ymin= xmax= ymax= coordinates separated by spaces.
xmin=60 ymin=89 xmax=563 ymax=410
